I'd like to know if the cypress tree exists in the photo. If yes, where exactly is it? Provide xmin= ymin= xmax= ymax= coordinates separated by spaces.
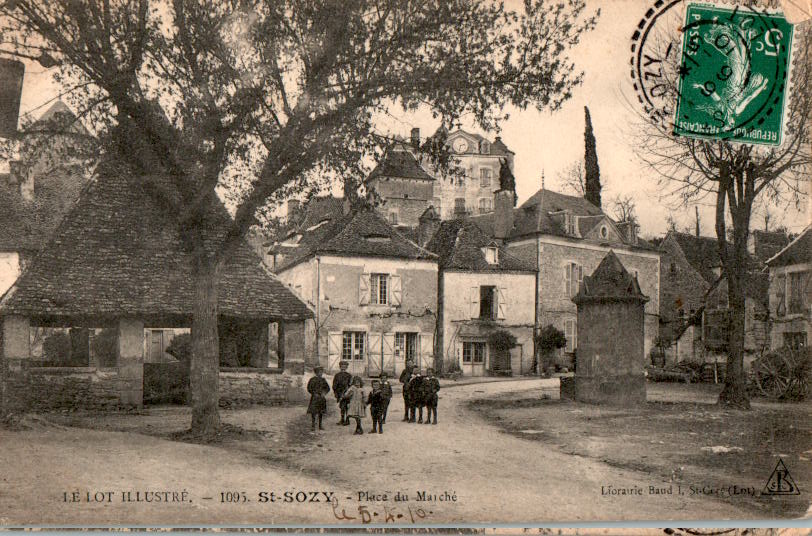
xmin=584 ymin=106 xmax=601 ymax=208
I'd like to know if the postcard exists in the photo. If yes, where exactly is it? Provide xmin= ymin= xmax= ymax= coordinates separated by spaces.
xmin=0 ymin=0 xmax=809 ymax=528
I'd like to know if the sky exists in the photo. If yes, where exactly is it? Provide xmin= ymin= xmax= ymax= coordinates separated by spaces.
xmin=12 ymin=0 xmax=810 ymax=239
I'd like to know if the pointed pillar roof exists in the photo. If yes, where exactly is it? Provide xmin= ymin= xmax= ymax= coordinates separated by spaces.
xmin=573 ymin=250 xmax=648 ymax=304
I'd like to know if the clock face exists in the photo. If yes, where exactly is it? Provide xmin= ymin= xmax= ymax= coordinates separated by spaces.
xmin=452 ymin=138 xmax=469 ymax=153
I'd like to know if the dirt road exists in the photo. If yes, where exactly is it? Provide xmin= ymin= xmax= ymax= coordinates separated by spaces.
xmin=0 ymin=379 xmax=763 ymax=526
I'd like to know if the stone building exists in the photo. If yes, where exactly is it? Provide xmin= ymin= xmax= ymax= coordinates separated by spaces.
xmin=657 ymin=231 xmax=777 ymax=365
xmin=0 ymin=101 xmax=96 ymax=295
xmin=766 ymin=227 xmax=810 ymax=351
xmin=0 ymin=161 xmax=314 ymax=410
xmin=470 ymin=188 xmax=660 ymax=365
xmin=425 ymin=206 xmax=537 ymax=376
xmin=364 ymin=128 xmax=515 ymax=226
xmin=272 ymin=201 xmax=438 ymax=376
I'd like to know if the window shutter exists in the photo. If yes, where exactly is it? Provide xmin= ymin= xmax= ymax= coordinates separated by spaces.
xmin=497 ymin=287 xmax=507 ymax=319
xmin=390 ymin=274 xmax=402 ymax=307
xmin=577 ymin=264 xmax=584 ymax=294
xmin=327 ymin=331 xmax=342 ymax=371
xmin=565 ymin=263 xmax=572 ymax=296
xmin=359 ymin=273 xmax=370 ymax=305
xmin=565 ymin=321 xmax=574 ymax=353
xmin=419 ymin=332 xmax=434 ymax=371
xmin=470 ymin=286 xmax=480 ymax=318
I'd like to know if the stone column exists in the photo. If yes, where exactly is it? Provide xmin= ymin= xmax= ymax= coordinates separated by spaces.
xmin=2 ymin=315 xmax=30 ymax=370
xmin=117 ymin=318 xmax=144 ymax=406
xmin=281 ymin=320 xmax=306 ymax=374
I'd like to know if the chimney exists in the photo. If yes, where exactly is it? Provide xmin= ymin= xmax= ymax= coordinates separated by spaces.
xmin=695 ymin=206 xmax=700 ymax=237
xmin=287 ymin=199 xmax=301 ymax=222
xmin=417 ymin=206 xmax=441 ymax=246
xmin=410 ymin=127 xmax=420 ymax=149
xmin=493 ymin=189 xmax=515 ymax=240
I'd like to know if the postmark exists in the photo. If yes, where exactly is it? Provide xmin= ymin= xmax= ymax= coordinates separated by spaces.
xmin=630 ymin=1 xmax=795 ymax=146
xmin=673 ymin=4 xmax=794 ymax=145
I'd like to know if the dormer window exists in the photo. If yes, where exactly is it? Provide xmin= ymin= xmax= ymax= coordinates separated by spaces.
xmin=481 ymin=141 xmax=490 ymax=154
xmin=483 ymin=246 xmax=498 ymax=265
xmin=599 ymin=225 xmax=608 ymax=239
xmin=564 ymin=212 xmax=575 ymax=235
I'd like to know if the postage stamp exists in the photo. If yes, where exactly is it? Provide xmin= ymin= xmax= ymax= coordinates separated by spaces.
xmin=673 ymin=4 xmax=794 ymax=145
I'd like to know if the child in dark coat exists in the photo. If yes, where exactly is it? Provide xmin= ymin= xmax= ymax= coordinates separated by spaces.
xmin=407 ymin=371 xmax=425 ymax=423
xmin=306 ymin=366 xmax=330 ymax=432
xmin=332 ymin=361 xmax=352 ymax=425
xmin=399 ymin=363 xmax=414 ymax=421
xmin=367 ymin=380 xmax=387 ymax=434
xmin=422 ymin=368 xmax=440 ymax=425
xmin=379 ymin=373 xmax=393 ymax=424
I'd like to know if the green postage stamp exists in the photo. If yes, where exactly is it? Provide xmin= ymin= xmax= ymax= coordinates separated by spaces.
xmin=674 ymin=4 xmax=794 ymax=146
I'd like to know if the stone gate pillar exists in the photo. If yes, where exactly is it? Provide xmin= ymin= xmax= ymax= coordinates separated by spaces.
xmin=2 ymin=315 xmax=30 ymax=370
xmin=565 ymin=251 xmax=649 ymax=406
xmin=117 ymin=318 xmax=144 ymax=406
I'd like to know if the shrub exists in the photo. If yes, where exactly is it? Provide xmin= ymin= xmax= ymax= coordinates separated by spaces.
xmin=42 ymin=331 xmax=71 ymax=362
xmin=165 ymin=333 xmax=192 ymax=366
xmin=535 ymin=324 xmax=567 ymax=373
xmin=488 ymin=329 xmax=518 ymax=351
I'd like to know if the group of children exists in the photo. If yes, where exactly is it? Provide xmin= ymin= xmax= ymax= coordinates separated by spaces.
xmin=305 ymin=360 xmax=440 ymax=435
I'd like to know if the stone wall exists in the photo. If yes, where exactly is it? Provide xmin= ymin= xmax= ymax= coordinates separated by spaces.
xmin=218 ymin=369 xmax=305 ymax=407
xmin=3 ymin=366 xmax=121 ymax=412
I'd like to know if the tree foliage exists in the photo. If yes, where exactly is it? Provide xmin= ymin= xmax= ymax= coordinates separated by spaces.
xmin=583 ymin=105 xmax=601 ymax=207
xmin=0 ymin=0 xmax=599 ymax=433
xmin=634 ymin=24 xmax=811 ymax=409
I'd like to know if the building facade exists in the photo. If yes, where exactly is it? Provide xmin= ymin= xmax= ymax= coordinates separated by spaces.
xmin=766 ymin=227 xmax=811 ymax=352
xmin=426 ymin=217 xmax=536 ymax=376
xmin=273 ymin=207 xmax=439 ymax=375
xmin=364 ymin=128 xmax=515 ymax=226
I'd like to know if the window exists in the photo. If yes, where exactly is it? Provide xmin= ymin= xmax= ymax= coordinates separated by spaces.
xmin=788 ymin=271 xmax=809 ymax=314
xmin=480 ymin=285 xmax=497 ymax=320
xmin=775 ymin=273 xmax=787 ymax=316
xmin=669 ymin=262 xmax=678 ymax=275
xmin=563 ymin=212 xmax=575 ymax=235
xmin=370 ymin=273 xmax=389 ymax=305
xmin=463 ymin=341 xmax=486 ymax=363
xmin=478 ymin=197 xmax=493 ymax=214
xmin=483 ymin=246 xmax=498 ymax=265
xmin=388 ymin=210 xmax=398 ymax=225
xmin=454 ymin=197 xmax=466 ymax=214
xmin=480 ymin=168 xmax=492 ymax=188
xmin=599 ymin=225 xmax=608 ymax=239
xmin=395 ymin=332 xmax=417 ymax=362
xmin=480 ymin=141 xmax=490 ymax=155
xmin=565 ymin=262 xmax=583 ymax=297
xmin=565 ymin=319 xmax=577 ymax=353
xmin=784 ymin=332 xmax=807 ymax=352
xmin=342 ymin=331 xmax=366 ymax=361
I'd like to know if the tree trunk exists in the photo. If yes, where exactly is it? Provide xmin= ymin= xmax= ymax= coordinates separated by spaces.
xmin=717 ymin=178 xmax=752 ymax=410
xmin=189 ymin=254 xmax=221 ymax=435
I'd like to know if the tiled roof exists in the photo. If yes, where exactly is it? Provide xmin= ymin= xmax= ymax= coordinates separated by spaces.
xmin=765 ymin=227 xmax=811 ymax=267
xmin=367 ymin=149 xmax=433 ymax=181
xmin=427 ymin=219 xmax=535 ymax=272
xmin=751 ymin=229 xmax=790 ymax=265
xmin=669 ymin=232 xmax=729 ymax=284
xmin=0 ymin=161 xmax=312 ymax=320
xmin=274 ymin=206 xmax=436 ymax=271
xmin=0 ymin=171 xmax=86 ymax=253
xmin=468 ymin=188 xmax=656 ymax=251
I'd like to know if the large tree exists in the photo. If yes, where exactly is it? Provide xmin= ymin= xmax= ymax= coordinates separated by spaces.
xmin=0 ymin=0 xmax=598 ymax=434
xmin=583 ymin=105 xmax=601 ymax=207
xmin=635 ymin=25 xmax=811 ymax=409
